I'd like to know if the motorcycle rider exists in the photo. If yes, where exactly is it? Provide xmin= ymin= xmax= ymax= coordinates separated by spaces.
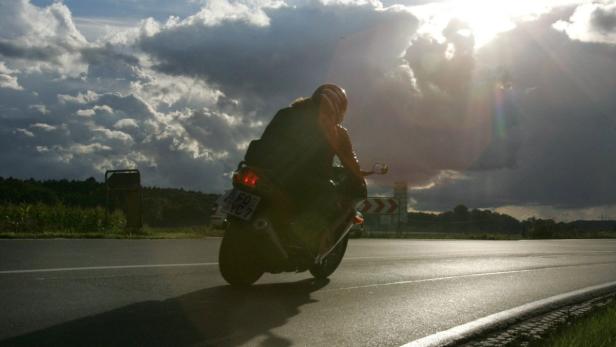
xmin=244 ymin=84 xmax=367 ymax=253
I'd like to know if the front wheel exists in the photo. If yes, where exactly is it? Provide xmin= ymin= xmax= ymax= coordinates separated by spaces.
xmin=309 ymin=235 xmax=348 ymax=279
xmin=219 ymin=222 xmax=263 ymax=286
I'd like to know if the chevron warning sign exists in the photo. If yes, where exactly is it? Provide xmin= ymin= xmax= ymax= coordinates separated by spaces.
xmin=357 ymin=198 xmax=399 ymax=214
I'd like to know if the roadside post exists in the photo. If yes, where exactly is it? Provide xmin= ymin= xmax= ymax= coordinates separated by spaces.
xmin=105 ymin=169 xmax=142 ymax=230
xmin=357 ymin=197 xmax=399 ymax=232
xmin=394 ymin=182 xmax=408 ymax=232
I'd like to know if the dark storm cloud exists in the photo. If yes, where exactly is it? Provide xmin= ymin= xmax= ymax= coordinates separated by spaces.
xmin=127 ymin=0 xmax=500 ymax=191
xmin=182 ymin=109 xmax=259 ymax=153
xmin=330 ymin=17 xmax=517 ymax=187
xmin=135 ymin=1 xmax=583 ymax=201
xmin=411 ymin=10 xmax=616 ymax=211
xmin=555 ymin=2 xmax=616 ymax=45
xmin=135 ymin=137 xmax=233 ymax=191
xmin=139 ymin=2 xmax=419 ymax=116
xmin=0 ymin=40 xmax=64 ymax=62
xmin=2 ymin=0 xmax=616 ymax=216
xmin=80 ymin=46 xmax=139 ymax=67
xmin=80 ymin=44 xmax=139 ymax=78
xmin=591 ymin=4 xmax=616 ymax=34
xmin=406 ymin=19 xmax=475 ymax=95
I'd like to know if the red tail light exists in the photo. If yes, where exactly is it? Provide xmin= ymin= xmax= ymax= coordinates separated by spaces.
xmin=234 ymin=168 xmax=260 ymax=188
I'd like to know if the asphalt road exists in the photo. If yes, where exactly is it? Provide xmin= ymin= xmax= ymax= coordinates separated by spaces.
xmin=1 ymin=238 xmax=616 ymax=346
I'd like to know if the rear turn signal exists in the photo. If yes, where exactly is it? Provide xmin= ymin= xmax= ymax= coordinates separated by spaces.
xmin=234 ymin=168 xmax=260 ymax=188
xmin=353 ymin=212 xmax=364 ymax=225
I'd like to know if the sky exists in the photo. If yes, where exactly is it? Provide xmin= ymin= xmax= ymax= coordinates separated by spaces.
xmin=1 ymin=0 xmax=616 ymax=221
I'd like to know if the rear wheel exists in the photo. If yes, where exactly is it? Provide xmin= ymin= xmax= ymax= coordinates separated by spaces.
xmin=309 ymin=235 xmax=348 ymax=279
xmin=219 ymin=221 xmax=263 ymax=286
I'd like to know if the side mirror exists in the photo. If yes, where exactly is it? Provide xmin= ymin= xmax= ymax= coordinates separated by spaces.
xmin=372 ymin=163 xmax=389 ymax=175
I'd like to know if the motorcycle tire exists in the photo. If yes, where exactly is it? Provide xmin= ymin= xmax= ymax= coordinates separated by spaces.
xmin=309 ymin=235 xmax=349 ymax=279
xmin=219 ymin=221 xmax=264 ymax=286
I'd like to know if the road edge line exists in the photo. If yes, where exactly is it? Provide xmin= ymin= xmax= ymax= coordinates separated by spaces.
xmin=0 ymin=262 xmax=219 ymax=274
xmin=402 ymin=280 xmax=616 ymax=347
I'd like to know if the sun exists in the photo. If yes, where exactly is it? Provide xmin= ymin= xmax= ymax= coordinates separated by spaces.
xmin=411 ymin=0 xmax=566 ymax=48
xmin=452 ymin=1 xmax=517 ymax=47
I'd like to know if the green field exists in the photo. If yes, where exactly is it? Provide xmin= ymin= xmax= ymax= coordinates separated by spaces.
xmin=0 ymin=203 xmax=223 ymax=239
xmin=0 ymin=225 xmax=224 ymax=239
xmin=0 ymin=203 xmax=125 ymax=234
xmin=2 ymin=202 xmax=616 ymax=240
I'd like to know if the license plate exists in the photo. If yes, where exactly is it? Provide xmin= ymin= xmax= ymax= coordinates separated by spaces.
xmin=219 ymin=189 xmax=261 ymax=220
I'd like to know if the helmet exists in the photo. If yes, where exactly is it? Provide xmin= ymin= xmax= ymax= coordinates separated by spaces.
xmin=312 ymin=84 xmax=348 ymax=123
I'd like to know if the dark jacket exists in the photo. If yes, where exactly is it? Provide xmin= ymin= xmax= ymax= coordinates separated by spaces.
xmin=245 ymin=99 xmax=365 ymax=201
xmin=246 ymin=100 xmax=333 ymax=183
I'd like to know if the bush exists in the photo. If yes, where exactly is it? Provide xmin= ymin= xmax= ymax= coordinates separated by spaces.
xmin=0 ymin=203 xmax=126 ymax=234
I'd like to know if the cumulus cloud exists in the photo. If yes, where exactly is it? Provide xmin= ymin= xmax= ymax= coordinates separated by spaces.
xmin=0 ymin=0 xmax=259 ymax=191
xmin=75 ymin=105 xmax=114 ymax=118
xmin=0 ymin=62 xmax=23 ymax=90
xmin=30 ymin=123 xmax=57 ymax=131
xmin=314 ymin=14 xmax=521 ymax=193
xmin=411 ymin=10 xmax=616 ymax=211
xmin=1 ymin=0 xmax=615 ymax=220
xmin=0 ymin=72 xmax=23 ymax=90
xmin=133 ymin=0 xmax=523 ymax=193
xmin=15 ymin=128 xmax=34 ymax=137
xmin=114 ymin=118 xmax=139 ymax=129
xmin=130 ymin=70 xmax=224 ymax=110
xmin=180 ymin=0 xmax=278 ymax=27
xmin=76 ymin=109 xmax=96 ymax=117
xmin=0 ymin=0 xmax=88 ymax=74
xmin=91 ymin=126 xmax=134 ymax=144
xmin=29 ymin=104 xmax=50 ymax=114
xmin=139 ymin=0 xmax=419 ymax=115
xmin=70 ymin=143 xmax=112 ymax=155
xmin=80 ymin=46 xmax=141 ymax=79
xmin=58 ymin=90 xmax=101 ymax=104
xmin=554 ymin=2 xmax=616 ymax=44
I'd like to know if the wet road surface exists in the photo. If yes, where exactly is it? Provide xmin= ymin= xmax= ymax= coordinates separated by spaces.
xmin=1 ymin=238 xmax=616 ymax=346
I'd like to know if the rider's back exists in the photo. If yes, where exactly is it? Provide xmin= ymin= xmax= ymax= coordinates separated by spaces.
xmin=245 ymin=99 xmax=334 ymax=187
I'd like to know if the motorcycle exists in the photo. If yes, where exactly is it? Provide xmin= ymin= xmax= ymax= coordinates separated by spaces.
xmin=217 ymin=162 xmax=388 ymax=286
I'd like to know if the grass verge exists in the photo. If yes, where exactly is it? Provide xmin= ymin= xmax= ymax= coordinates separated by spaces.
xmin=0 ymin=226 xmax=225 ymax=239
xmin=533 ymin=298 xmax=616 ymax=347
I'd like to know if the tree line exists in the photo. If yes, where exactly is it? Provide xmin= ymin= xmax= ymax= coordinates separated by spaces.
xmin=2 ymin=177 xmax=615 ymax=237
xmin=0 ymin=176 xmax=219 ymax=228
xmin=400 ymin=204 xmax=616 ymax=238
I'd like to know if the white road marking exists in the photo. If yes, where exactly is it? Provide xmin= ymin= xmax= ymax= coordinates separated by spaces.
xmin=330 ymin=261 xmax=616 ymax=292
xmin=2 ymin=255 xmax=615 ymax=275
xmin=0 ymin=262 xmax=218 ymax=274
xmin=0 ymin=256 xmax=442 ymax=275
xmin=0 ymin=255 xmax=446 ymax=275
xmin=345 ymin=250 xmax=616 ymax=261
